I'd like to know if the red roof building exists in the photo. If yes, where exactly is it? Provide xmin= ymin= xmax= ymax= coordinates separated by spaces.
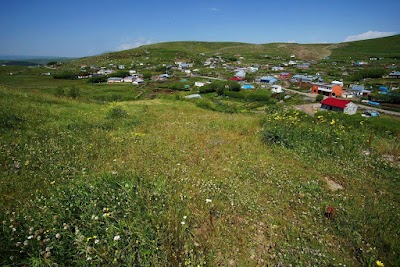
xmin=320 ymin=97 xmax=358 ymax=115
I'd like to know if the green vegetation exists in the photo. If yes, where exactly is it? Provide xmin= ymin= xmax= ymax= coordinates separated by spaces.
xmin=1 ymin=36 xmax=400 ymax=266
xmin=330 ymin=35 xmax=400 ymax=61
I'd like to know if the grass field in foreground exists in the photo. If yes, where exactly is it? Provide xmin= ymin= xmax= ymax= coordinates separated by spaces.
xmin=0 ymin=72 xmax=399 ymax=266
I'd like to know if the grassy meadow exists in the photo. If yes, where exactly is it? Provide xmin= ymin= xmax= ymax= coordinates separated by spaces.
xmin=1 ymin=66 xmax=400 ymax=266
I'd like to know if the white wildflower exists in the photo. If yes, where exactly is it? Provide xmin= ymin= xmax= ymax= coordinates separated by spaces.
xmin=113 ymin=235 xmax=120 ymax=241
xmin=206 ymin=199 xmax=212 ymax=203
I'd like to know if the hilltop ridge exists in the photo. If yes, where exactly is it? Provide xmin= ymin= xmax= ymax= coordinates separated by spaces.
xmin=71 ymin=35 xmax=400 ymax=66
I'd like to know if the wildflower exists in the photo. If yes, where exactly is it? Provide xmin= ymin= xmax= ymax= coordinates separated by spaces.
xmin=206 ymin=199 xmax=212 ymax=203
xmin=50 ymin=181 xmax=56 ymax=185
xmin=23 ymin=240 xmax=28 ymax=246
xmin=113 ymin=235 xmax=120 ymax=241
xmin=376 ymin=260 xmax=384 ymax=267
xmin=330 ymin=119 xmax=335 ymax=125
xmin=55 ymin=233 xmax=61 ymax=239
xmin=183 ymin=216 xmax=187 ymax=220
xmin=181 ymin=221 xmax=185 ymax=225
xmin=27 ymin=235 xmax=33 ymax=240
xmin=87 ymin=256 xmax=92 ymax=261
xmin=95 ymin=239 xmax=100 ymax=244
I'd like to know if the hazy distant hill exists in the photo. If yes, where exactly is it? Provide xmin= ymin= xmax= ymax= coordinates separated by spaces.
xmin=71 ymin=34 xmax=400 ymax=66
xmin=0 ymin=56 xmax=75 ymax=66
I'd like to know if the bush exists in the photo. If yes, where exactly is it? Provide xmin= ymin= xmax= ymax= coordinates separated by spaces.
xmin=315 ymin=94 xmax=324 ymax=102
xmin=68 ymin=86 xmax=80 ymax=99
xmin=106 ymin=106 xmax=128 ymax=119
xmin=88 ymin=76 xmax=107 ymax=83
xmin=55 ymin=87 xmax=65 ymax=97
xmin=53 ymin=72 xmax=79 ymax=80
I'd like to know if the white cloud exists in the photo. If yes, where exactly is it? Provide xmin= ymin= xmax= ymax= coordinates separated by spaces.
xmin=344 ymin=31 xmax=397 ymax=42
xmin=287 ymin=40 xmax=296 ymax=43
xmin=116 ymin=38 xmax=153 ymax=51
xmin=208 ymin=7 xmax=220 ymax=12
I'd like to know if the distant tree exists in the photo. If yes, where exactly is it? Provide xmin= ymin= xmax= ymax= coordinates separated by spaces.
xmin=227 ymin=81 xmax=241 ymax=92
xmin=113 ymin=71 xmax=129 ymax=78
xmin=142 ymin=71 xmax=152 ymax=80
xmin=245 ymin=73 xmax=256 ymax=82
xmin=88 ymin=76 xmax=107 ymax=83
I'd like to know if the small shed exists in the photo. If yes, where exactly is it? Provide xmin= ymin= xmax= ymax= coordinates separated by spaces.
xmin=321 ymin=98 xmax=358 ymax=115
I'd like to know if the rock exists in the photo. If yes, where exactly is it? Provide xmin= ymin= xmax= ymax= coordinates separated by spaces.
xmin=325 ymin=177 xmax=343 ymax=192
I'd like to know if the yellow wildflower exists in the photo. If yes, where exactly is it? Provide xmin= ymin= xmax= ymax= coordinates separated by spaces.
xmin=50 ymin=181 xmax=56 ymax=185
xmin=376 ymin=260 xmax=384 ymax=267
xmin=330 ymin=119 xmax=335 ymax=125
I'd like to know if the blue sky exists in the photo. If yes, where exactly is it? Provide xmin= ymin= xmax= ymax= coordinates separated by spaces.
xmin=0 ymin=0 xmax=399 ymax=57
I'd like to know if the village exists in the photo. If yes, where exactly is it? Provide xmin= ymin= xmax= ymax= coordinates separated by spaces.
xmin=66 ymin=48 xmax=400 ymax=117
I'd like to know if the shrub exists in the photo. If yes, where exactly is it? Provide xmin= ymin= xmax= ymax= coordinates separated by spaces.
xmin=106 ymin=106 xmax=128 ymax=119
xmin=68 ymin=86 xmax=80 ymax=99
xmin=53 ymin=72 xmax=79 ymax=80
xmin=315 ymin=94 xmax=324 ymax=102
xmin=55 ymin=87 xmax=65 ymax=97
xmin=88 ymin=76 xmax=107 ymax=83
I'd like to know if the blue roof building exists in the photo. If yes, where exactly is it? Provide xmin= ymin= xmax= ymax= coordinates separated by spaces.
xmin=260 ymin=76 xmax=277 ymax=84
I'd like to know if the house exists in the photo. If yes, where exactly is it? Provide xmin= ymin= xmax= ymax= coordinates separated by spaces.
xmin=107 ymin=77 xmax=123 ymax=83
xmin=271 ymin=66 xmax=284 ymax=71
xmin=234 ymin=70 xmax=246 ymax=78
xmin=132 ymin=78 xmax=144 ymax=85
xmin=97 ymin=69 xmax=113 ymax=75
xmin=320 ymin=98 xmax=358 ymax=115
xmin=279 ymin=72 xmax=291 ymax=79
xmin=311 ymin=82 xmax=344 ymax=97
xmin=123 ymin=76 xmax=135 ymax=83
xmin=349 ymin=84 xmax=371 ymax=97
xmin=271 ymin=85 xmax=284 ymax=93
xmin=260 ymin=76 xmax=277 ymax=84
xmin=297 ymin=63 xmax=310 ymax=70
xmin=388 ymin=71 xmax=400 ymax=79
xmin=290 ymin=74 xmax=317 ymax=83
xmin=331 ymin=80 xmax=343 ymax=87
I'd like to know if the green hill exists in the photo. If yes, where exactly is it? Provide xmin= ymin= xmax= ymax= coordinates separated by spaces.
xmin=329 ymin=34 xmax=400 ymax=60
xmin=70 ymin=35 xmax=400 ymax=67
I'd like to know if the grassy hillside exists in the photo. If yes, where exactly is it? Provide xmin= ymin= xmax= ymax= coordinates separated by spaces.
xmin=70 ymin=35 xmax=400 ymax=68
xmin=329 ymin=34 xmax=400 ymax=60
xmin=0 ymin=67 xmax=399 ymax=266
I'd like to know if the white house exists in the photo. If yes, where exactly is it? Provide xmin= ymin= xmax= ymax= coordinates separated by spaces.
xmin=107 ymin=77 xmax=123 ymax=83
xmin=123 ymin=76 xmax=135 ymax=83
xmin=271 ymin=85 xmax=284 ymax=93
